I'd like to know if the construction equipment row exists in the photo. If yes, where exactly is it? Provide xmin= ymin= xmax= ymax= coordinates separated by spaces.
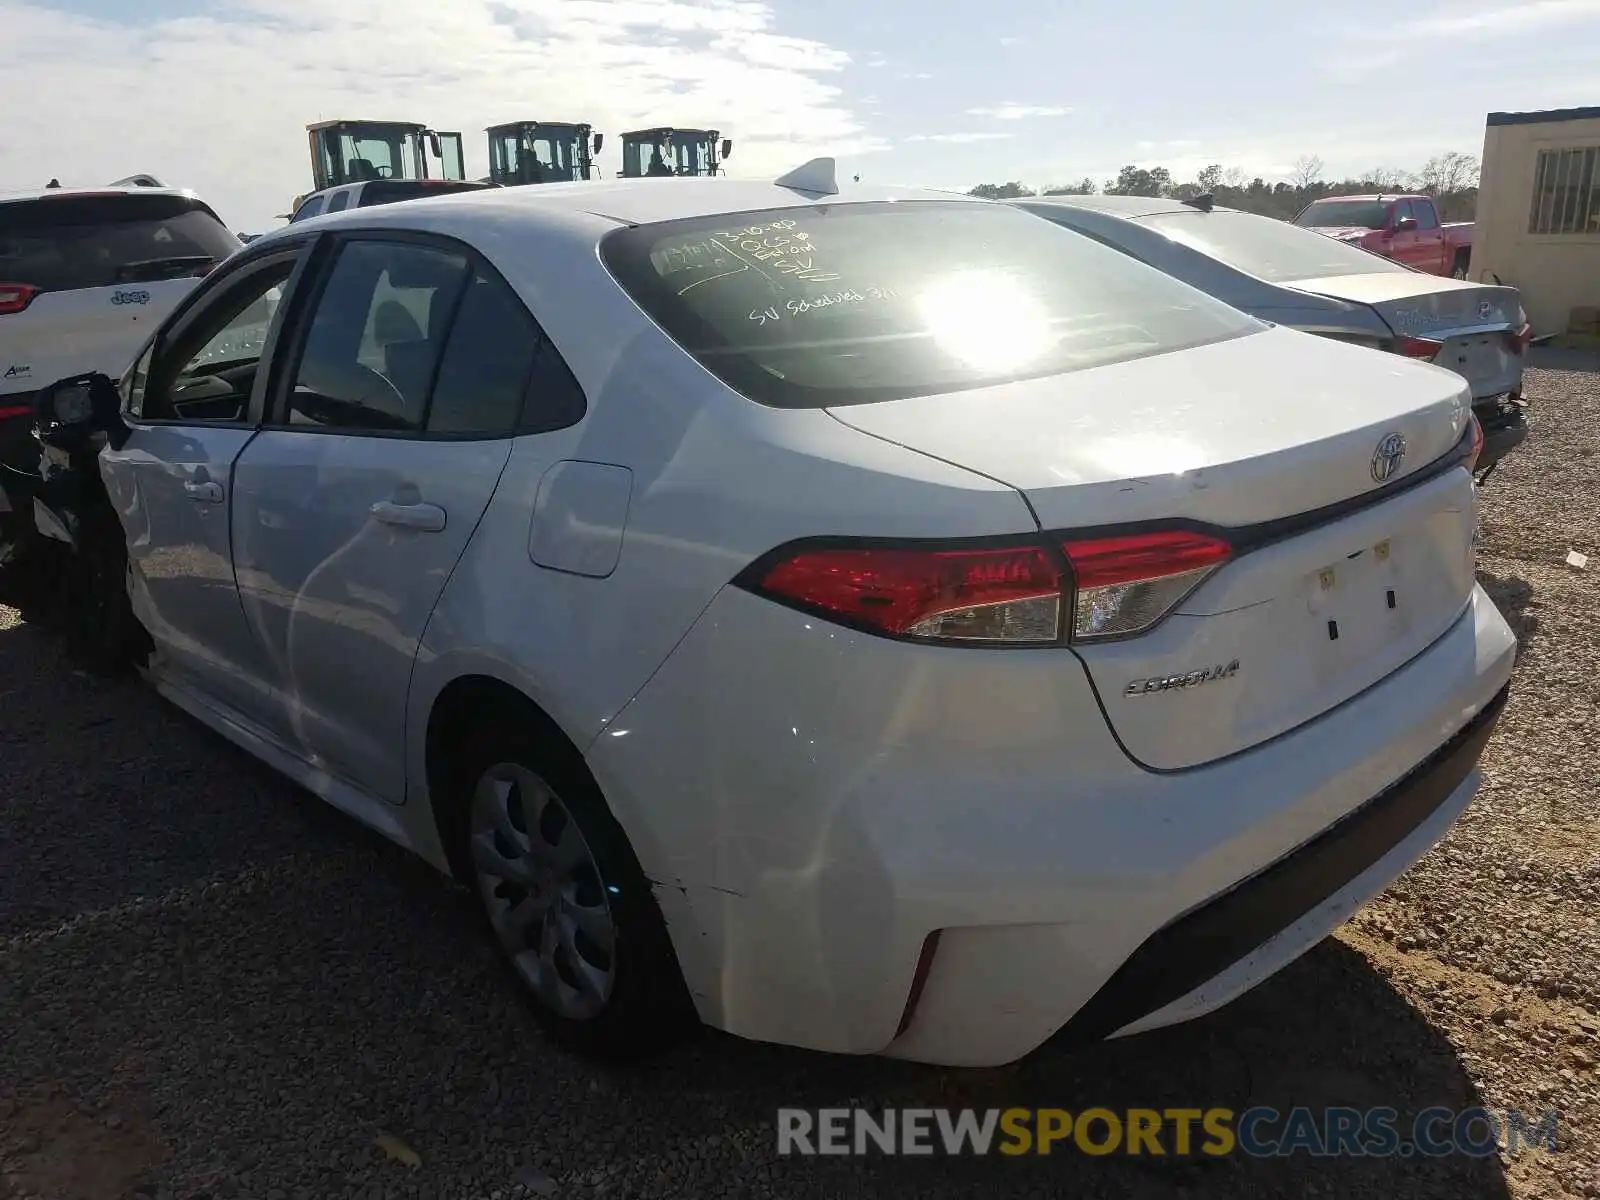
xmin=305 ymin=119 xmax=733 ymax=193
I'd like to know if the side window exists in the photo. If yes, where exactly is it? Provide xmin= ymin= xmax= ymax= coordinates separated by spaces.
xmin=286 ymin=240 xmax=468 ymax=432
xmin=521 ymin=334 xmax=588 ymax=435
xmin=138 ymin=260 xmax=295 ymax=422
xmin=326 ymin=190 xmax=352 ymax=213
xmin=425 ymin=269 xmax=586 ymax=437
xmin=122 ymin=340 xmax=154 ymax=418
xmin=1414 ymin=200 xmax=1440 ymax=230
xmin=1394 ymin=200 xmax=1414 ymax=226
xmin=295 ymin=196 xmax=324 ymax=222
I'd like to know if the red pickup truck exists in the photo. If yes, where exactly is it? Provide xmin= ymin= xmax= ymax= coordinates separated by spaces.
xmin=1292 ymin=194 xmax=1474 ymax=278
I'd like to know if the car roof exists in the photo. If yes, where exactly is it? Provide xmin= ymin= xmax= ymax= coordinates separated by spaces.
xmin=1011 ymin=193 xmax=1211 ymax=219
xmin=261 ymin=176 xmax=988 ymax=245
xmin=0 ymin=184 xmax=205 ymax=208
xmin=1305 ymin=194 xmax=1416 ymax=203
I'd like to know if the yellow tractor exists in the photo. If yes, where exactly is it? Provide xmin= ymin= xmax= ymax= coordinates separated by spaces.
xmin=288 ymin=119 xmax=467 ymax=217
xmin=619 ymin=127 xmax=732 ymax=178
xmin=486 ymin=121 xmax=603 ymax=184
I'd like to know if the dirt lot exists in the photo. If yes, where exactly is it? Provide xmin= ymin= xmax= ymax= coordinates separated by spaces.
xmin=1 ymin=356 xmax=1597 ymax=1200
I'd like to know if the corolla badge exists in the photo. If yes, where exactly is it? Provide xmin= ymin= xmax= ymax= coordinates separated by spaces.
xmin=1125 ymin=659 xmax=1240 ymax=697
xmin=1371 ymin=432 xmax=1407 ymax=483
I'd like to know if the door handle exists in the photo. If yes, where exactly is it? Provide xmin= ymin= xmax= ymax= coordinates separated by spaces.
xmin=183 ymin=481 xmax=224 ymax=504
xmin=370 ymin=499 xmax=447 ymax=532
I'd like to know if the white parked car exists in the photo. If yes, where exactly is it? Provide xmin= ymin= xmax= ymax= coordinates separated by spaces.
xmin=288 ymin=178 xmax=496 ymax=223
xmin=66 ymin=164 xmax=1513 ymax=1066
xmin=1010 ymin=194 xmax=1532 ymax=482
xmin=0 ymin=184 xmax=242 ymax=480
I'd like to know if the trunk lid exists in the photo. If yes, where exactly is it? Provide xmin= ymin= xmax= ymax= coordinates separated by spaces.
xmin=1291 ymin=274 xmax=1523 ymax=402
xmin=827 ymin=325 xmax=1478 ymax=769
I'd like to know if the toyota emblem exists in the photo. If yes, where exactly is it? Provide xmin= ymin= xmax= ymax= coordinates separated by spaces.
xmin=1478 ymin=299 xmax=1494 ymax=321
xmin=1371 ymin=432 xmax=1407 ymax=483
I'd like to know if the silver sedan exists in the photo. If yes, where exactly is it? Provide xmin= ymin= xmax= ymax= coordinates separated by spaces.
xmin=1012 ymin=194 xmax=1531 ymax=481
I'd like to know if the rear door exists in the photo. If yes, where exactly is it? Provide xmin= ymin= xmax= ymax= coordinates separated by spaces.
xmin=230 ymin=233 xmax=536 ymax=802
xmin=100 ymin=240 xmax=314 ymax=727
xmin=0 ymin=192 xmax=242 ymax=399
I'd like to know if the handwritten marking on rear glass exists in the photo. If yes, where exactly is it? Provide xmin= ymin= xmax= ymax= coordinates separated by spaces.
xmin=747 ymin=287 xmax=903 ymax=324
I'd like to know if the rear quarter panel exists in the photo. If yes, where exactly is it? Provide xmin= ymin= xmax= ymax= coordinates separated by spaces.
xmin=403 ymin=206 xmax=1038 ymax=824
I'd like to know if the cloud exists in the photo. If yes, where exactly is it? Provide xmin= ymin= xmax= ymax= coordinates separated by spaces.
xmin=0 ymin=0 xmax=883 ymax=229
xmin=997 ymin=36 xmax=1021 ymax=45
xmin=905 ymin=132 xmax=1016 ymax=144
xmin=966 ymin=103 xmax=1073 ymax=120
xmin=1136 ymin=139 xmax=1203 ymax=152
xmin=1400 ymin=0 xmax=1600 ymax=37
xmin=1322 ymin=0 xmax=1600 ymax=74
xmin=898 ymin=71 xmax=935 ymax=80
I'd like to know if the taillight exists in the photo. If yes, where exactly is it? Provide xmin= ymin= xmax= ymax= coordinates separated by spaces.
xmin=1467 ymin=412 xmax=1485 ymax=473
xmin=0 ymin=404 xmax=32 ymax=421
xmin=741 ymin=528 xmax=1234 ymax=646
xmin=1394 ymin=336 xmax=1443 ymax=360
xmin=748 ymin=543 xmax=1064 ymax=644
xmin=0 ymin=283 xmax=39 ymax=316
xmin=1061 ymin=531 xmax=1233 ymax=640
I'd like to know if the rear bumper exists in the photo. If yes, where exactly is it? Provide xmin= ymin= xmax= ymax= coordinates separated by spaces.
xmin=588 ymin=583 xmax=1516 ymax=1067
xmin=1055 ymin=679 xmax=1507 ymax=1046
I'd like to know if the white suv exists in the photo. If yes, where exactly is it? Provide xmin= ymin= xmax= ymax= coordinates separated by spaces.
xmin=289 ymin=179 xmax=495 ymax=224
xmin=0 ymin=185 xmax=241 ymax=474
xmin=54 ymin=173 xmax=1514 ymax=1067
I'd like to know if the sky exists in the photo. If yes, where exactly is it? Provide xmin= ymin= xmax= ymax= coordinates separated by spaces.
xmin=1 ymin=0 xmax=1597 ymax=231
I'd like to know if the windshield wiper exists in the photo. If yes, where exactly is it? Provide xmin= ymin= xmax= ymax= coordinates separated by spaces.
xmin=114 ymin=255 xmax=215 ymax=283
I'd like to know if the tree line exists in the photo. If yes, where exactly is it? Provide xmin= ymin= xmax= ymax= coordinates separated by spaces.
xmin=969 ymin=151 xmax=1482 ymax=223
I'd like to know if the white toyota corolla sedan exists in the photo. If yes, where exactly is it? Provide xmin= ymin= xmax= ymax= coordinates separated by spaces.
xmin=76 ymin=161 xmax=1513 ymax=1066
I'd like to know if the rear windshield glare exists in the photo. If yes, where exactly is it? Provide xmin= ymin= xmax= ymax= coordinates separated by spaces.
xmin=1141 ymin=210 xmax=1413 ymax=284
xmin=598 ymin=200 xmax=1262 ymax=408
xmin=0 ymin=194 xmax=240 ymax=294
xmin=360 ymin=181 xmax=491 ymax=206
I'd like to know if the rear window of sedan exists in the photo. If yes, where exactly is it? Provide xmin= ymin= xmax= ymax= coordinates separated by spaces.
xmin=1143 ymin=210 xmax=1415 ymax=285
xmin=599 ymin=200 xmax=1262 ymax=408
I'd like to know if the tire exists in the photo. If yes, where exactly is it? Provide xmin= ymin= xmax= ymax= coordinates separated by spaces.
xmin=451 ymin=717 xmax=697 ymax=1062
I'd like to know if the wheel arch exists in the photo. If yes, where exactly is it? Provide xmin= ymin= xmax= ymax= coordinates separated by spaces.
xmin=423 ymin=672 xmax=590 ymax=881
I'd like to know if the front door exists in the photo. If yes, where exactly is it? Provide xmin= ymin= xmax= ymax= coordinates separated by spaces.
xmin=437 ymin=132 xmax=467 ymax=181
xmin=232 ymin=235 xmax=542 ymax=802
xmin=1388 ymin=200 xmax=1427 ymax=270
xmin=101 ymin=244 xmax=309 ymax=726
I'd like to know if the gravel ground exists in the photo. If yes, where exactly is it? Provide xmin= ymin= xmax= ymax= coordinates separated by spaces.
xmin=2 ymin=356 xmax=1598 ymax=1200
